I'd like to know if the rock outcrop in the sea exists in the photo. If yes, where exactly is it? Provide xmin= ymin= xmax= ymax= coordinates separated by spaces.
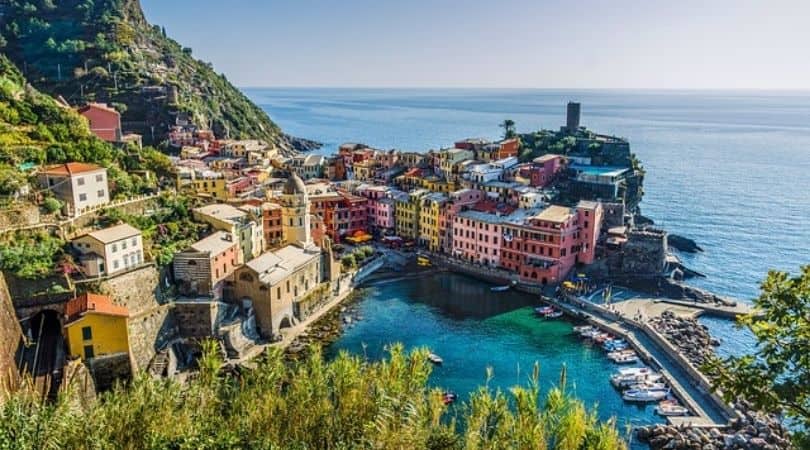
xmin=279 ymin=134 xmax=323 ymax=153
xmin=669 ymin=234 xmax=704 ymax=253
xmin=637 ymin=399 xmax=793 ymax=450
xmin=649 ymin=311 xmax=719 ymax=367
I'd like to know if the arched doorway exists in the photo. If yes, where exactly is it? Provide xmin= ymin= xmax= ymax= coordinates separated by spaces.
xmin=278 ymin=316 xmax=293 ymax=330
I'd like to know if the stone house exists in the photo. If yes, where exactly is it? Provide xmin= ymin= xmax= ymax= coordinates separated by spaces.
xmin=173 ymin=231 xmax=239 ymax=299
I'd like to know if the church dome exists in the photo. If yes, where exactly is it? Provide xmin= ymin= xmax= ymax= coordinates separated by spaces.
xmin=283 ymin=172 xmax=307 ymax=195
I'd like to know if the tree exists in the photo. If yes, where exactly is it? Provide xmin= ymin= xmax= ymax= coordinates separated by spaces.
xmin=705 ymin=266 xmax=810 ymax=446
xmin=500 ymin=119 xmax=516 ymax=139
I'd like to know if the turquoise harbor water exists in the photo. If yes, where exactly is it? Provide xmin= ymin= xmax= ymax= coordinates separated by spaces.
xmin=246 ymin=88 xmax=810 ymax=432
xmin=325 ymin=272 xmax=658 ymax=443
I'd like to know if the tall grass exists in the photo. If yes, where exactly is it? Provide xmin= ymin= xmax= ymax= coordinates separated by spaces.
xmin=0 ymin=343 xmax=626 ymax=450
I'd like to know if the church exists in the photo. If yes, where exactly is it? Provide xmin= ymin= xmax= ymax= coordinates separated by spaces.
xmin=232 ymin=173 xmax=339 ymax=340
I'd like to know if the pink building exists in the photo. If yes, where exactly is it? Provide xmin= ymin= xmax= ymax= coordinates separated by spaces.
xmin=439 ymin=189 xmax=484 ymax=252
xmin=452 ymin=210 xmax=506 ymax=267
xmin=528 ymin=154 xmax=565 ymax=187
xmin=356 ymin=184 xmax=396 ymax=233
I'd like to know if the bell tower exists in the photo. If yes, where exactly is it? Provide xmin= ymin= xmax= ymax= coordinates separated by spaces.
xmin=281 ymin=173 xmax=311 ymax=247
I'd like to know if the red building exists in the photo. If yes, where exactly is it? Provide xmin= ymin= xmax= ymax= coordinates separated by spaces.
xmin=78 ymin=103 xmax=121 ymax=142
xmin=496 ymin=138 xmax=520 ymax=159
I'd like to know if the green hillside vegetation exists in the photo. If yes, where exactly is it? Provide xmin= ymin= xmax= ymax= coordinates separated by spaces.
xmin=0 ymin=344 xmax=627 ymax=450
xmin=0 ymin=0 xmax=282 ymax=145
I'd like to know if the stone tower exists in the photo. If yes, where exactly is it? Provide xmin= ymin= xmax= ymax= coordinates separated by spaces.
xmin=281 ymin=173 xmax=311 ymax=247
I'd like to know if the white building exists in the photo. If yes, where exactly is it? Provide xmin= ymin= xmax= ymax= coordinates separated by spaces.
xmin=37 ymin=163 xmax=110 ymax=217
xmin=72 ymin=224 xmax=143 ymax=277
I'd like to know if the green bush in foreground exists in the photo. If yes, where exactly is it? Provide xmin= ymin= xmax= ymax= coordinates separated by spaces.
xmin=0 ymin=343 xmax=625 ymax=450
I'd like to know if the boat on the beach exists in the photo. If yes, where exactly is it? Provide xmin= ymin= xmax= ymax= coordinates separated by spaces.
xmin=622 ymin=388 xmax=670 ymax=402
xmin=428 ymin=353 xmax=443 ymax=365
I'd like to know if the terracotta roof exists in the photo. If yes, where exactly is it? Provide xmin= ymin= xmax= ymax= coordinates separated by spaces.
xmin=65 ymin=293 xmax=129 ymax=324
xmin=40 ymin=162 xmax=105 ymax=176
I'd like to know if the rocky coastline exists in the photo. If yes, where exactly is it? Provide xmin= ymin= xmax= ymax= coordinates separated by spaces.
xmin=638 ymin=400 xmax=793 ymax=450
xmin=284 ymin=288 xmax=367 ymax=360
xmin=280 ymin=133 xmax=323 ymax=155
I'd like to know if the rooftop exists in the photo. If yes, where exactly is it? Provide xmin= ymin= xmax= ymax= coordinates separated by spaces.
xmin=40 ymin=162 xmax=105 ymax=177
xmin=245 ymin=245 xmax=321 ymax=285
xmin=189 ymin=231 xmax=235 ymax=255
xmin=533 ymin=205 xmax=574 ymax=223
xmin=533 ymin=154 xmax=563 ymax=164
xmin=83 ymin=223 xmax=141 ymax=244
xmin=194 ymin=203 xmax=247 ymax=222
xmin=65 ymin=293 xmax=128 ymax=324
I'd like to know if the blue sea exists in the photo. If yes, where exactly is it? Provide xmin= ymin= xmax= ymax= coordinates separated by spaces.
xmin=245 ymin=88 xmax=810 ymax=433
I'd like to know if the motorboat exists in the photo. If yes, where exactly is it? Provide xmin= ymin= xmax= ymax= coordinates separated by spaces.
xmin=655 ymin=400 xmax=690 ymax=417
xmin=603 ymin=339 xmax=628 ymax=351
xmin=546 ymin=310 xmax=564 ymax=319
xmin=428 ymin=353 xmax=444 ymax=365
xmin=623 ymin=388 xmax=670 ymax=402
xmin=490 ymin=285 xmax=511 ymax=292
xmin=608 ymin=352 xmax=640 ymax=364
xmin=573 ymin=325 xmax=593 ymax=334
xmin=593 ymin=333 xmax=612 ymax=344
xmin=625 ymin=382 xmax=667 ymax=391
xmin=535 ymin=306 xmax=555 ymax=316
xmin=615 ymin=367 xmax=653 ymax=377
xmin=612 ymin=373 xmax=664 ymax=388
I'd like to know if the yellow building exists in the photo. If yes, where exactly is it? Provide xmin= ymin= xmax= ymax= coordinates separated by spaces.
xmin=422 ymin=176 xmax=457 ymax=194
xmin=438 ymin=148 xmax=473 ymax=177
xmin=64 ymin=293 xmax=129 ymax=360
xmin=193 ymin=175 xmax=228 ymax=200
xmin=418 ymin=193 xmax=447 ymax=251
xmin=395 ymin=189 xmax=428 ymax=240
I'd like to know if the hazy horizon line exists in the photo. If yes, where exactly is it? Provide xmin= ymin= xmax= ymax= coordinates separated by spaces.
xmin=239 ymin=85 xmax=810 ymax=93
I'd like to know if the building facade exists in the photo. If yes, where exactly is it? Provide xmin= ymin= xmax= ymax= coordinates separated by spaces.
xmin=72 ymin=224 xmax=144 ymax=277
xmin=38 ymin=163 xmax=110 ymax=217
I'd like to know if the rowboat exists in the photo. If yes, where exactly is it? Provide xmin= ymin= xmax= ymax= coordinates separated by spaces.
xmin=655 ymin=400 xmax=690 ymax=417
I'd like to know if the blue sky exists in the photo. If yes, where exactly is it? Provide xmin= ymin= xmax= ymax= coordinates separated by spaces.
xmin=141 ymin=0 xmax=810 ymax=89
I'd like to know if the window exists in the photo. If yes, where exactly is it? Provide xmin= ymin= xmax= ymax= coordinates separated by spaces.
xmin=77 ymin=177 xmax=85 ymax=186
xmin=122 ymin=241 xmax=127 ymax=250
xmin=96 ymin=174 xmax=104 ymax=182
xmin=111 ymin=244 xmax=118 ymax=252
xmin=132 ymin=237 xmax=138 ymax=246
xmin=113 ymin=259 xmax=120 ymax=270
xmin=98 ymin=189 xmax=105 ymax=198
xmin=84 ymin=345 xmax=94 ymax=359
xmin=277 ymin=287 xmax=281 ymax=299
xmin=82 ymin=326 xmax=92 ymax=340
xmin=79 ymin=193 xmax=87 ymax=202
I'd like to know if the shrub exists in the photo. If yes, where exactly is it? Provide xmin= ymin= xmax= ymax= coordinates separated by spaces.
xmin=42 ymin=197 xmax=62 ymax=214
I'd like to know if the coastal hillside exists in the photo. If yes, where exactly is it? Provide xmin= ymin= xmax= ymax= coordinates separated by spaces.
xmin=0 ymin=53 xmax=169 ymax=199
xmin=0 ymin=0 xmax=306 ymax=149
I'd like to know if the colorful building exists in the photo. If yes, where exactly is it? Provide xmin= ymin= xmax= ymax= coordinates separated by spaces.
xmin=418 ymin=192 xmax=447 ymax=252
xmin=173 ymin=231 xmax=239 ymax=298
xmin=77 ymin=103 xmax=121 ymax=142
xmin=262 ymin=202 xmax=284 ymax=250
xmin=193 ymin=203 xmax=264 ymax=263
xmin=64 ymin=293 xmax=129 ymax=361
xmin=394 ymin=189 xmax=428 ymax=240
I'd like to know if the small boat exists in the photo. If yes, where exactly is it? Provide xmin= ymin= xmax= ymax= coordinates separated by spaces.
xmin=442 ymin=391 xmax=458 ymax=405
xmin=417 ymin=256 xmax=432 ymax=267
xmin=546 ymin=310 xmax=564 ymax=319
xmin=573 ymin=325 xmax=593 ymax=333
xmin=656 ymin=403 xmax=690 ymax=416
xmin=491 ymin=285 xmax=511 ymax=292
xmin=625 ymin=382 xmax=668 ymax=391
xmin=623 ymin=388 xmax=670 ymax=402
xmin=607 ymin=350 xmax=638 ymax=363
xmin=593 ymin=333 xmax=612 ymax=344
xmin=535 ymin=306 xmax=555 ymax=316
xmin=428 ymin=353 xmax=444 ymax=365
xmin=612 ymin=373 xmax=664 ymax=389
